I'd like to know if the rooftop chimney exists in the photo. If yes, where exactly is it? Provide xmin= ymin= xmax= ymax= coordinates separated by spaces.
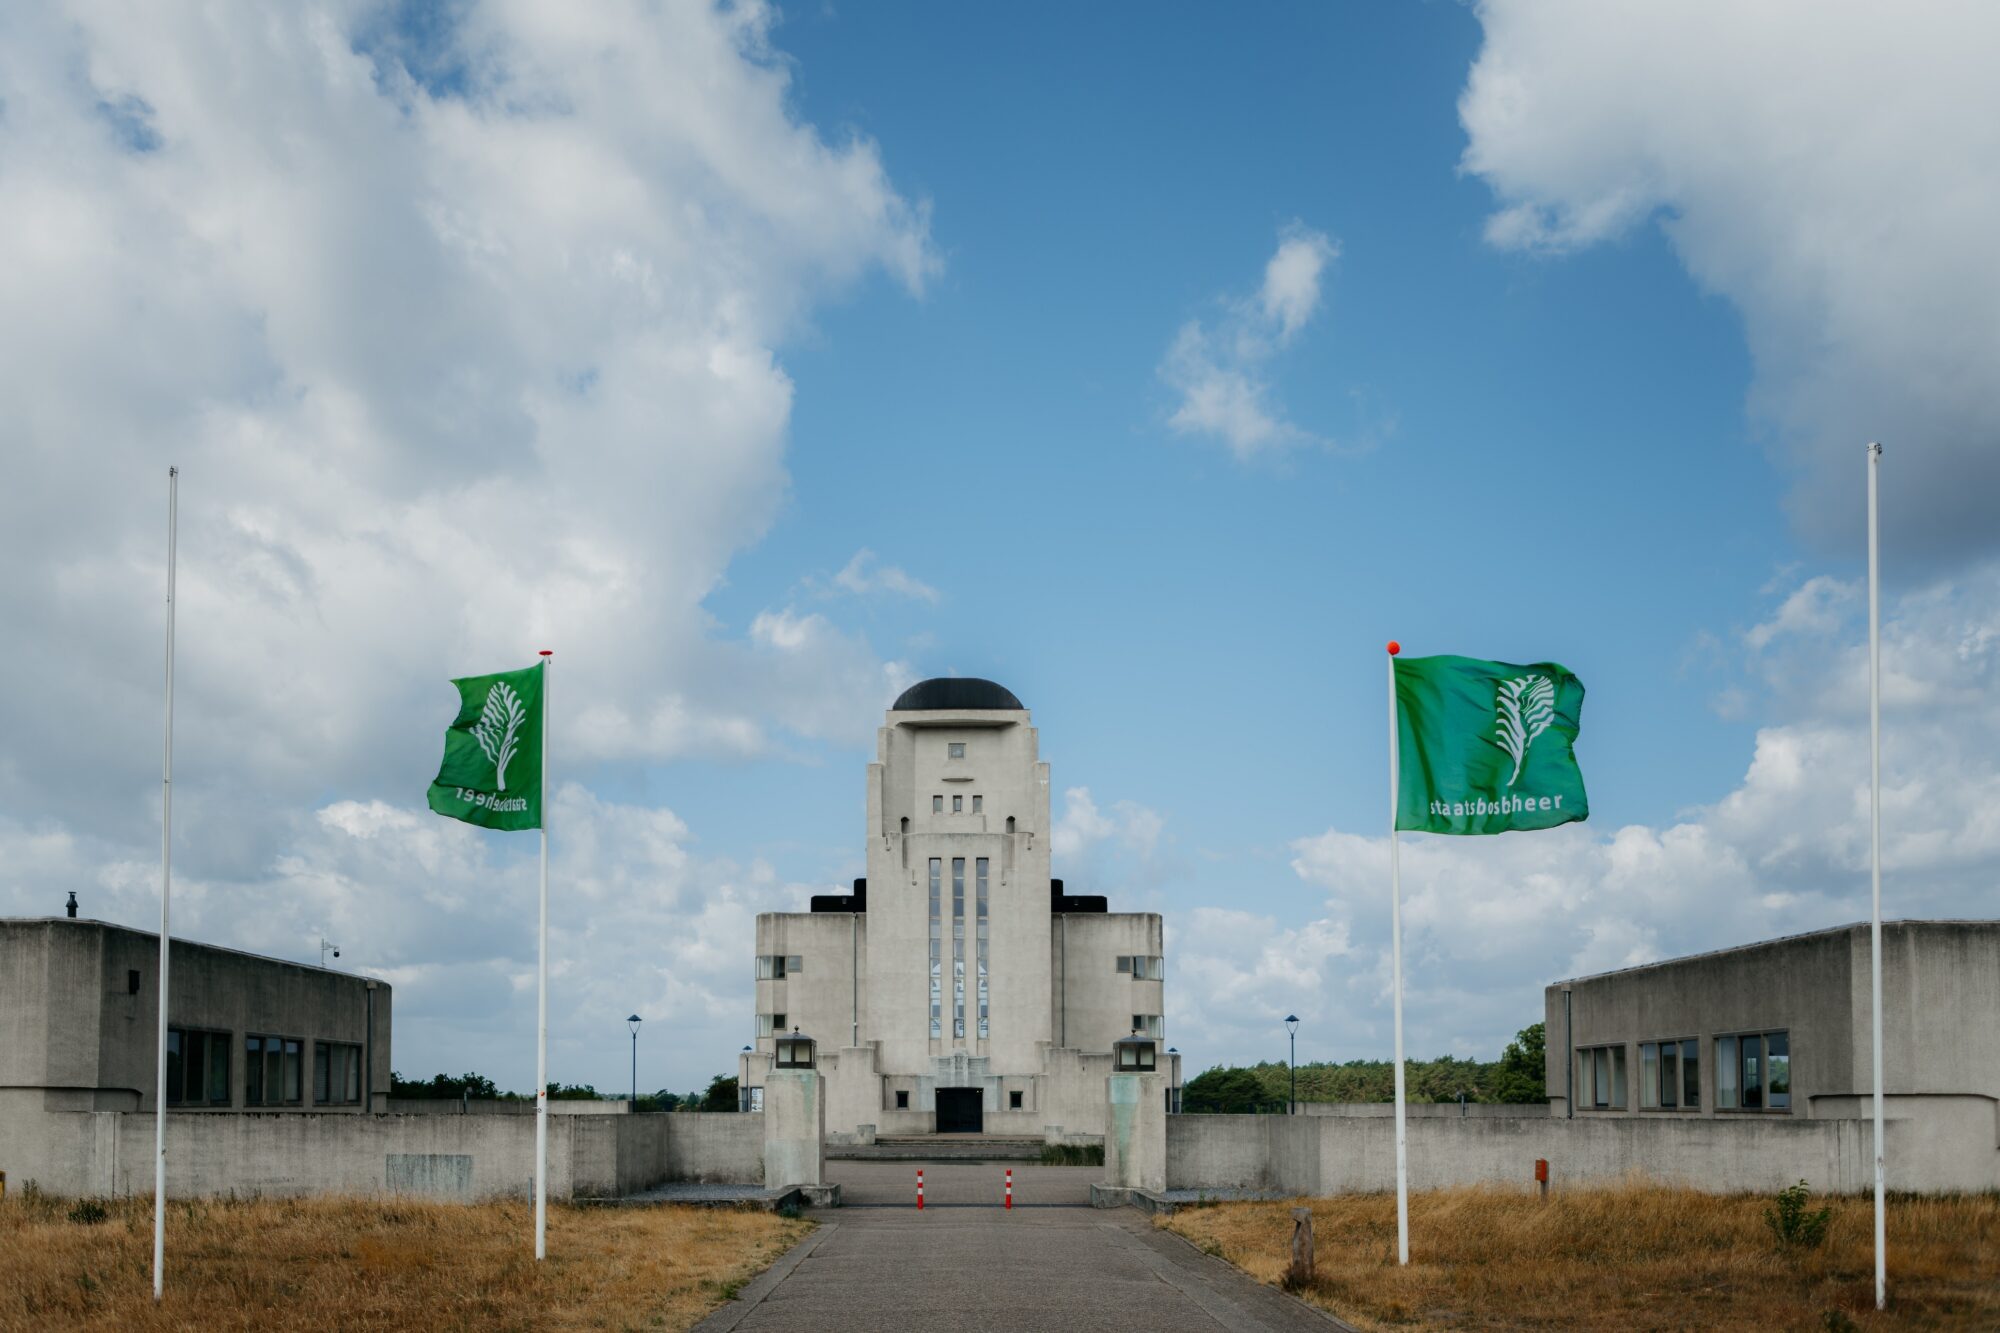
xmin=65 ymin=891 xmax=78 ymax=919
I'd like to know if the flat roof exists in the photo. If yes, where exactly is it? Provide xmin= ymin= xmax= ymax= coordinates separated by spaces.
xmin=1548 ymin=918 xmax=1999 ymax=988
xmin=0 ymin=916 xmax=382 ymax=984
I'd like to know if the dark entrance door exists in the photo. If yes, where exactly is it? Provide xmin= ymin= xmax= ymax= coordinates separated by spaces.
xmin=935 ymin=1087 xmax=983 ymax=1134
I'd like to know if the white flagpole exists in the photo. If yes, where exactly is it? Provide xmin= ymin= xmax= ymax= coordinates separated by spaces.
xmin=535 ymin=649 xmax=552 ymax=1260
xmin=1386 ymin=642 xmax=1409 ymax=1265
xmin=1867 ymin=443 xmax=1885 ymax=1310
xmin=153 ymin=466 xmax=179 ymax=1302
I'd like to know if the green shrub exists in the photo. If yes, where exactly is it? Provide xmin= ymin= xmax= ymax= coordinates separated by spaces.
xmin=67 ymin=1200 xmax=108 ymax=1226
xmin=1766 ymin=1180 xmax=1832 ymax=1248
xmin=1039 ymin=1142 xmax=1104 ymax=1166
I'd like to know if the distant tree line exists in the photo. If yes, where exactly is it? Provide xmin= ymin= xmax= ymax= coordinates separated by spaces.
xmin=1181 ymin=1022 xmax=1545 ymax=1113
xmin=389 ymin=1070 xmax=742 ymax=1111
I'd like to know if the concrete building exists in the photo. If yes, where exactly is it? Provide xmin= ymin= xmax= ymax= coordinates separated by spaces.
xmin=1 ymin=916 xmax=392 ymax=1119
xmin=1541 ymin=919 xmax=1999 ymax=1188
xmin=738 ymin=677 xmax=1178 ymax=1139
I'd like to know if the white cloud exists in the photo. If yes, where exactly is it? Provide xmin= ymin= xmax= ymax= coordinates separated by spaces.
xmin=1171 ymin=563 xmax=2000 ymax=1066
xmin=1160 ymin=223 xmax=1338 ymax=458
xmin=1460 ymin=1 xmax=2000 ymax=566
xmin=0 ymin=2 xmax=932 ymax=1090
xmin=825 ymin=548 xmax=940 ymax=604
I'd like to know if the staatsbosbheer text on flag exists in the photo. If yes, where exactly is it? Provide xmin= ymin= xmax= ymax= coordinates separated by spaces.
xmin=1395 ymin=654 xmax=1587 ymax=836
xmin=427 ymin=663 xmax=544 ymax=831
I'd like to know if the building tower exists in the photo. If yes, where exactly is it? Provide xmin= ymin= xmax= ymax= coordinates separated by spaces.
xmin=739 ymin=677 xmax=1173 ymax=1138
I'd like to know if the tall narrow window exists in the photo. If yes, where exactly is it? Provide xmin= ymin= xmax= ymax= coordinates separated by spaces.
xmin=933 ymin=795 xmax=942 ymax=813
xmin=976 ymin=857 xmax=990 ymax=1039
xmin=972 ymin=795 xmax=983 ymax=813
xmin=1716 ymin=1036 xmax=1739 ymax=1109
xmin=952 ymin=794 xmax=963 ymax=813
xmin=928 ymin=858 xmax=942 ymax=1038
xmin=951 ymin=857 xmax=966 ymax=1038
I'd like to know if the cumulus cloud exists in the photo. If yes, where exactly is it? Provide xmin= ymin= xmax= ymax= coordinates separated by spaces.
xmin=0 ymin=2 xmax=931 ymax=1089
xmin=1172 ymin=563 xmax=2000 ymax=1066
xmin=1460 ymin=1 xmax=2000 ymax=566
xmin=1160 ymin=223 xmax=1338 ymax=458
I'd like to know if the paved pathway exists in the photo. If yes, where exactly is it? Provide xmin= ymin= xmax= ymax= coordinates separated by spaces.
xmin=695 ymin=1163 xmax=1341 ymax=1332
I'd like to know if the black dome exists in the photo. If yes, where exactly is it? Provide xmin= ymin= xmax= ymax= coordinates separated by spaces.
xmin=891 ymin=677 xmax=1024 ymax=711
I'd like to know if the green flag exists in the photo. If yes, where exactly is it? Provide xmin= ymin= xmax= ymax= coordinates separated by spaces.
xmin=427 ymin=664 xmax=544 ymax=831
xmin=1395 ymin=654 xmax=1587 ymax=835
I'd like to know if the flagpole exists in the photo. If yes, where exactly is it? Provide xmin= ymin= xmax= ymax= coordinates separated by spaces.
xmin=535 ymin=649 xmax=552 ymax=1261
xmin=153 ymin=466 xmax=179 ymax=1302
xmin=1867 ymin=443 xmax=1885 ymax=1311
xmin=1386 ymin=641 xmax=1409 ymax=1266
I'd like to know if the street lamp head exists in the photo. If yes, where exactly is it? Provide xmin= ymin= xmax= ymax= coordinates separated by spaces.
xmin=1285 ymin=1014 xmax=1300 ymax=1035
xmin=627 ymin=1013 xmax=642 ymax=1035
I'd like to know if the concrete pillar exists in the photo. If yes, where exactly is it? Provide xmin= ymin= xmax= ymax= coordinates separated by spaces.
xmin=1103 ymin=1071 xmax=1167 ymax=1193
xmin=762 ymin=1067 xmax=825 ymax=1188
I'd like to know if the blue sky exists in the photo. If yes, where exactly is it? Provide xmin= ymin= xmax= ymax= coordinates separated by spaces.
xmin=3 ymin=1 xmax=1995 ymax=1094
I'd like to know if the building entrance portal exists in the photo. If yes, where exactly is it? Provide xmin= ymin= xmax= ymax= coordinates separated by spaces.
xmin=935 ymin=1087 xmax=983 ymax=1134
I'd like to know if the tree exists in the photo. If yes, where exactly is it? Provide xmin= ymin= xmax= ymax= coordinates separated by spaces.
xmin=1492 ymin=1022 xmax=1547 ymax=1104
xmin=699 ymin=1074 xmax=740 ymax=1112
xmin=1182 ymin=1065 xmax=1274 ymax=1114
xmin=390 ymin=1070 xmax=501 ymax=1100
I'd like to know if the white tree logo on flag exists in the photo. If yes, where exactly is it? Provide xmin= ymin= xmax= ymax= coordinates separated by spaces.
xmin=472 ymin=680 xmax=527 ymax=790
xmin=1494 ymin=674 xmax=1555 ymax=787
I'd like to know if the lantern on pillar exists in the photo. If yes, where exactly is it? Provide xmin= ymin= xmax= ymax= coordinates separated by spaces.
xmin=774 ymin=1027 xmax=817 ymax=1070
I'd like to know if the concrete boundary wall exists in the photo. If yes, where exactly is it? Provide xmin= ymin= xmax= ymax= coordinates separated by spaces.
xmin=2 ymin=1109 xmax=763 ymax=1200
xmin=1165 ymin=1112 xmax=1982 ymax=1196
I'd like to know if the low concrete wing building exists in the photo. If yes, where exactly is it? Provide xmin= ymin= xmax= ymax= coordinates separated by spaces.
xmin=1544 ymin=919 xmax=1999 ymax=1188
xmin=739 ymin=677 xmax=1178 ymax=1140
xmin=1 ymin=916 xmax=391 ymax=1119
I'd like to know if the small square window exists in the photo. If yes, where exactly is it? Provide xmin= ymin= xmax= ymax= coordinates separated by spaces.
xmin=896 ymin=1090 xmax=910 ymax=1109
xmin=1009 ymin=1091 xmax=1024 ymax=1109
xmin=948 ymin=743 xmax=965 ymax=759
xmin=1115 ymin=956 xmax=1131 ymax=973
xmin=952 ymin=795 xmax=963 ymax=812
xmin=972 ymin=795 xmax=982 ymax=812
xmin=933 ymin=795 xmax=943 ymax=812
xmin=787 ymin=955 xmax=803 ymax=973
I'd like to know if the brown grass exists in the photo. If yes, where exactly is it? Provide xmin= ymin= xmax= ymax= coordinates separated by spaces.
xmin=0 ymin=1190 xmax=810 ymax=1332
xmin=1161 ymin=1183 xmax=2000 ymax=1330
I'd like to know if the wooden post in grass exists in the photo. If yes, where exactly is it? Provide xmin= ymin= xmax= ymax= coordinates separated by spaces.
xmin=1284 ymin=1208 xmax=1314 ymax=1290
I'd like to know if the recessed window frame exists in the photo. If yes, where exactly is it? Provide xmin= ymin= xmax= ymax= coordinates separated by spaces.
xmin=1575 ymin=1043 xmax=1627 ymax=1110
xmin=1009 ymin=1090 xmax=1024 ymax=1109
xmin=1638 ymin=1037 xmax=1700 ymax=1111
xmin=314 ymin=1040 xmax=364 ymax=1107
xmin=245 ymin=1032 xmax=302 ymax=1108
xmin=895 ymin=1090 xmax=910 ymax=1109
xmin=933 ymin=794 xmax=943 ymax=812
xmin=952 ymin=794 xmax=963 ymax=813
xmin=948 ymin=742 xmax=966 ymax=759
xmin=757 ymin=1012 xmax=788 ymax=1038
xmin=166 ymin=1027 xmax=232 ymax=1107
xmin=971 ymin=795 xmax=982 ymax=812
xmin=1716 ymin=1030 xmax=1791 ymax=1113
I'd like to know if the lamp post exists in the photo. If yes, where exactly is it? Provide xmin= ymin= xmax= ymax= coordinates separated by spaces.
xmin=1285 ymin=1015 xmax=1300 ymax=1114
xmin=627 ymin=1014 xmax=642 ymax=1105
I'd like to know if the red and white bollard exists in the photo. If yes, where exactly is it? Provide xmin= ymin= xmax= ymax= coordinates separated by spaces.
xmin=1005 ymin=1168 xmax=1013 ymax=1210
xmin=917 ymin=1168 xmax=924 ymax=1210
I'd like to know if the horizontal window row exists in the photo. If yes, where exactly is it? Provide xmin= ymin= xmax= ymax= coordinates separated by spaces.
xmin=931 ymin=794 xmax=984 ymax=813
xmin=1132 ymin=1014 xmax=1164 ymax=1038
xmin=165 ymin=1027 xmax=362 ymax=1108
xmin=1577 ymin=1029 xmax=1791 ymax=1113
xmin=757 ymin=1012 xmax=788 ymax=1037
xmin=1116 ymin=955 xmax=1165 ymax=980
xmin=755 ymin=954 xmax=804 ymax=979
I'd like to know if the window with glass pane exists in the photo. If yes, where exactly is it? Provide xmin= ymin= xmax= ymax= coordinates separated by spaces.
xmin=282 ymin=1039 xmax=303 ymax=1104
xmin=1660 ymin=1042 xmax=1679 ymax=1108
xmin=1741 ymin=1035 xmax=1763 ymax=1109
xmin=1640 ymin=1043 xmax=1659 ymax=1108
xmin=1767 ymin=1032 xmax=1790 ymax=1108
xmin=1681 ymin=1039 xmax=1700 ymax=1108
xmin=1594 ymin=1048 xmax=1610 ymax=1106
xmin=948 ymin=742 xmax=965 ymax=758
xmin=1717 ymin=1036 xmax=1739 ymax=1108
xmin=972 ymin=795 xmax=982 ymax=812
xmin=166 ymin=1030 xmax=184 ymax=1105
xmin=952 ymin=794 xmax=962 ymax=812
xmin=932 ymin=795 xmax=942 ymax=812
xmin=314 ymin=1043 xmax=332 ymax=1104
xmin=928 ymin=859 xmax=942 ymax=1037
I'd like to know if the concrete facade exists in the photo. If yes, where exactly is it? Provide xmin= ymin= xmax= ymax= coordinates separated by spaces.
xmin=1543 ymin=920 xmax=1999 ymax=1170
xmin=739 ymin=679 xmax=1178 ymax=1139
xmin=0 ymin=917 xmax=391 ymax=1118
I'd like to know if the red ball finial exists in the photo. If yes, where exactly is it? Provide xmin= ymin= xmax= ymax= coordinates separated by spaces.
xmin=539 ymin=650 xmax=553 ymax=657
xmin=1386 ymin=641 xmax=1401 ymax=656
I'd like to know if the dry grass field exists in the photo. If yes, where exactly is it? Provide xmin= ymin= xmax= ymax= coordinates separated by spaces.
xmin=1162 ymin=1183 xmax=2000 ymax=1331
xmin=0 ymin=1190 xmax=810 ymax=1332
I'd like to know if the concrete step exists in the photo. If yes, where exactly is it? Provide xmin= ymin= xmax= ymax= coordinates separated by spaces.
xmin=830 ymin=1136 xmax=1048 ymax=1161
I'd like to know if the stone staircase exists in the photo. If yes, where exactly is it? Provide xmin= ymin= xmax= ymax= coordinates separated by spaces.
xmin=829 ymin=1135 xmax=1047 ymax=1162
